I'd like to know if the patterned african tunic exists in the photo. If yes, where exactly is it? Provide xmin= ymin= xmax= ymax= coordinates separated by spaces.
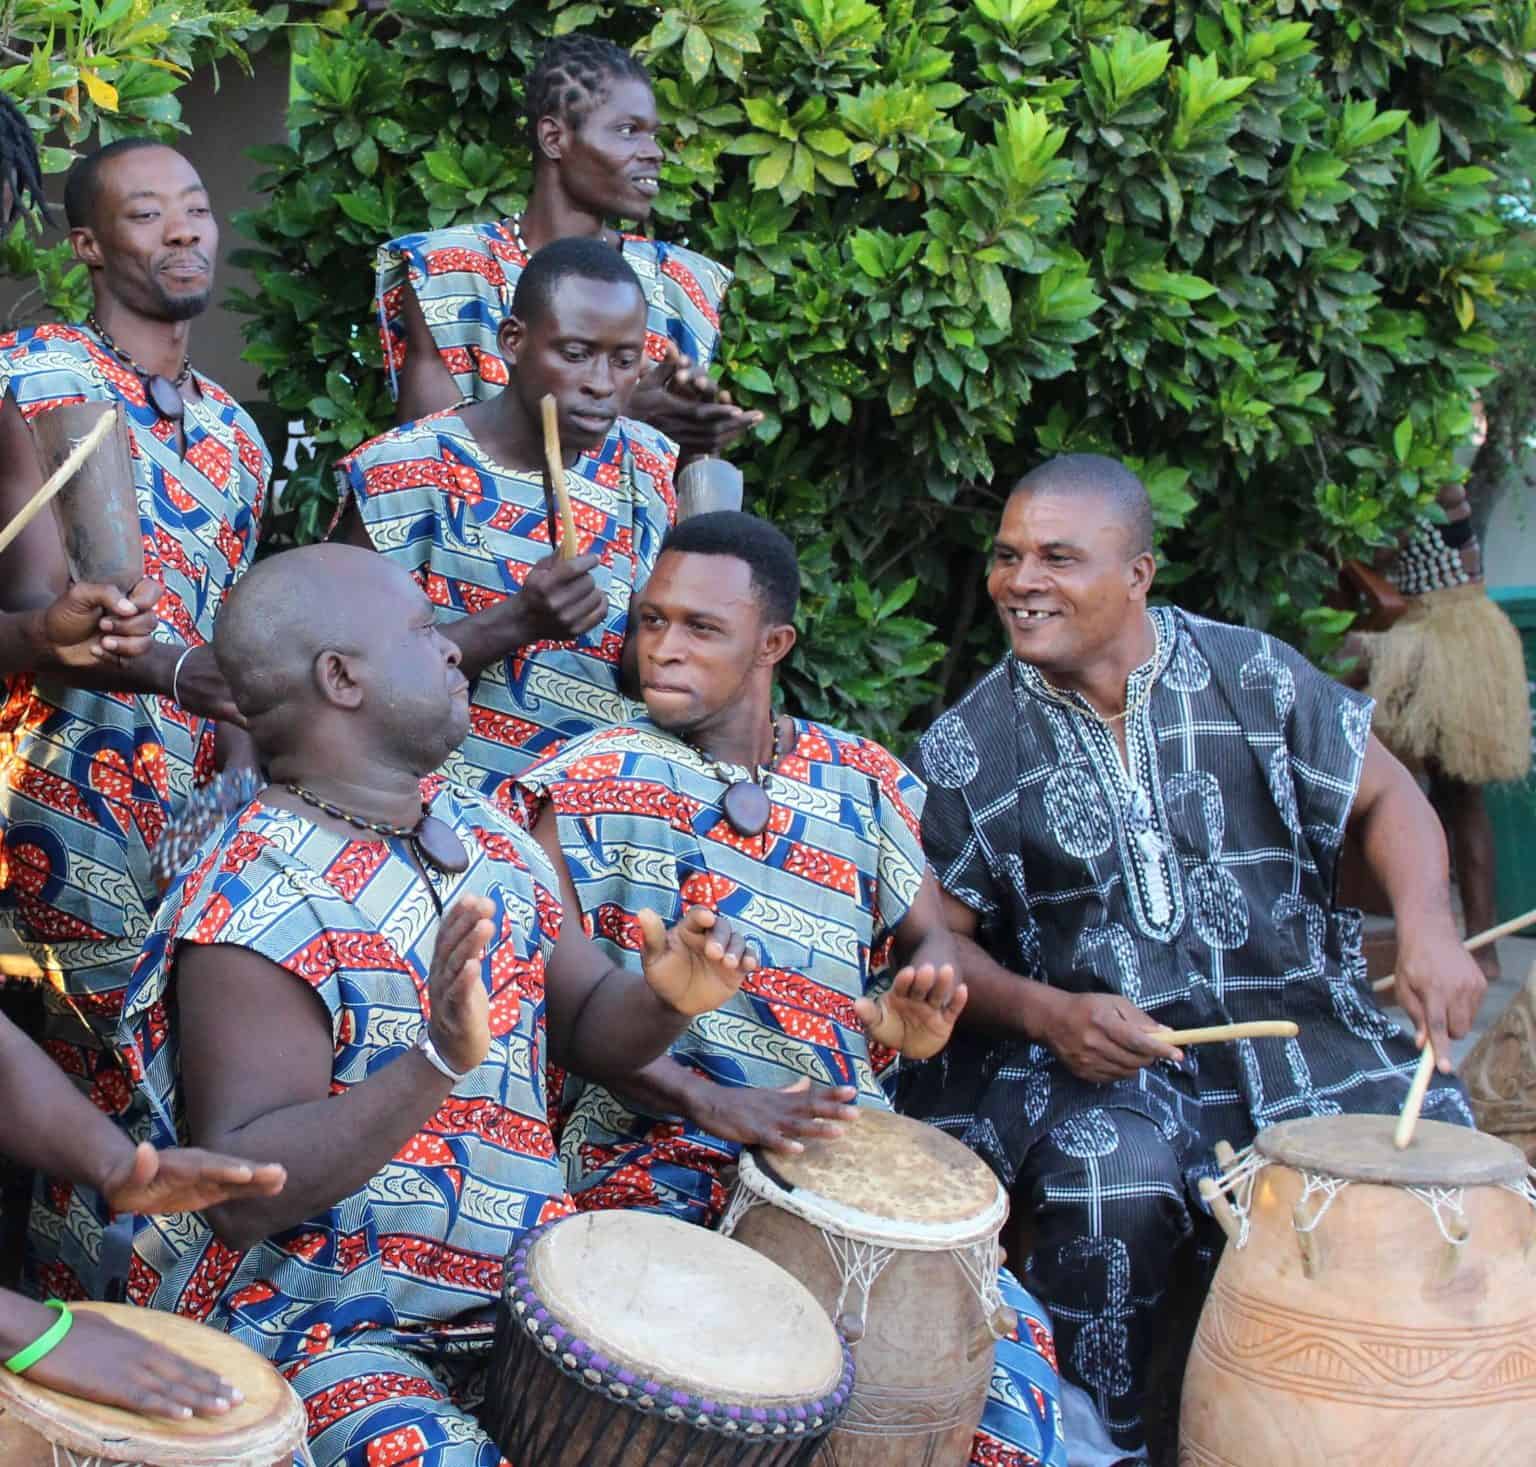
xmin=336 ymin=412 xmax=675 ymax=804
xmin=0 ymin=323 xmax=268 ymax=1297
xmin=515 ymin=720 xmax=1068 ymax=1467
xmin=897 ymin=606 xmax=1470 ymax=1177
xmin=374 ymin=223 xmax=732 ymax=406
xmin=118 ymin=781 xmax=569 ymax=1467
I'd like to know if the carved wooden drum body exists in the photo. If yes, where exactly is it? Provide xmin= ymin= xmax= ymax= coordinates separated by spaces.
xmin=721 ymin=1109 xmax=1012 ymax=1467
xmin=0 ymin=1302 xmax=310 ymax=1466
xmin=1181 ymin=1115 xmax=1536 ymax=1466
xmin=485 ymin=1210 xmax=852 ymax=1467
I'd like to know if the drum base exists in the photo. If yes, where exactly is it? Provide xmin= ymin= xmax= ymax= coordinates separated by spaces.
xmin=0 ymin=1405 xmax=298 ymax=1466
xmin=486 ymin=1299 xmax=831 ymax=1467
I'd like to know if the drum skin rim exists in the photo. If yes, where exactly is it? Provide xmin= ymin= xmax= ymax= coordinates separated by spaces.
xmin=735 ymin=1146 xmax=1007 ymax=1249
xmin=504 ymin=1219 xmax=854 ymax=1435
xmin=0 ymin=1302 xmax=307 ymax=1464
xmin=1255 ymin=1114 xmax=1526 ymax=1185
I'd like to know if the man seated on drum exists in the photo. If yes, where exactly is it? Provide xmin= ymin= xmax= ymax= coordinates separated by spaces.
xmin=895 ymin=453 xmax=1487 ymax=1460
xmin=514 ymin=512 xmax=1067 ymax=1467
xmin=111 ymin=544 xmax=759 ymax=1467
xmin=333 ymin=237 xmax=679 ymax=810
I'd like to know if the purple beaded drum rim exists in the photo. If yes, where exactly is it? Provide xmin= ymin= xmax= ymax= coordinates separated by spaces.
xmin=506 ymin=1221 xmax=854 ymax=1440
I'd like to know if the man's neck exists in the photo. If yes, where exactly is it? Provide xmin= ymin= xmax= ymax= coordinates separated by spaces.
xmin=262 ymin=753 xmax=425 ymax=830
xmin=460 ymin=392 xmax=581 ymax=475
xmin=520 ymin=178 xmax=611 ymax=253
xmin=1039 ymin=611 xmax=1156 ymax=716
xmin=90 ymin=295 xmax=193 ymax=381
xmin=673 ymin=691 xmax=777 ymax=770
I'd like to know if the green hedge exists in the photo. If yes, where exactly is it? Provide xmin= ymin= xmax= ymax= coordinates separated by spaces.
xmin=233 ymin=0 xmax=1535 ymax=744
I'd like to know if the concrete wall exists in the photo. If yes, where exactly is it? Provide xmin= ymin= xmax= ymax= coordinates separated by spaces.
xmin=1485 ymin=471 xmax=1536 ymax=590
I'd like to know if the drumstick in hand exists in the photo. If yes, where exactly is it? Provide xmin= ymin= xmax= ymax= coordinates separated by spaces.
xmin=1372 ymin=907 xmax=1536 ymax=993
xmin=0 ymin=408 xmax=118 ymax=558
xmin=1151 ymin=1020 xmax=1298 ymax=1047
xmin=1394 ymin=1043 xmax=1436 ymax=1150
xmin=540 ymin=394 xmax=578 ymax=560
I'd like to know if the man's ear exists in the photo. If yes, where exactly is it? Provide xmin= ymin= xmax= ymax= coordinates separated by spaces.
xmin=758 ymin=622 xmax=797 ymax=669
xmin=1128 ymin=550 xmax=1157 ymax=602
xmin=70 ymin=226 xmax=103 ymax=268
xmin=535 ymin=113 xmax=567 ymax=164
xmin=313 ymin=649 xmax=364 ymax=711
xmin=498 ymin=315 xmax=524 ymax=367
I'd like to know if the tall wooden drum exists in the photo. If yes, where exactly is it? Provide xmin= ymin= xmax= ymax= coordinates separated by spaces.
xmin=1182 ymin=1115 xmax=1536 ymax=1465
xmin=485 ymin=1210 xmax=852 ymax=1466
xmin=721 ymin=1108 xmax=1012 ymax=1467
xmin=0 ymin=1301 xmax=310 ymax=1465
xmin=31 ymin=400 xmax=143 ymax=592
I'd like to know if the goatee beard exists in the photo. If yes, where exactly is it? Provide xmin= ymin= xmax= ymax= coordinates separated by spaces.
xmin=156 ymin=288 xmax=211 ymax=323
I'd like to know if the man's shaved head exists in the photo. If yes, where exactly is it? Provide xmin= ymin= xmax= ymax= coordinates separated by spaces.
xmin=215 ymin=545 xmax=469 ymax=772
xmin=1010 ymin=454 xmax=1154 ymax=557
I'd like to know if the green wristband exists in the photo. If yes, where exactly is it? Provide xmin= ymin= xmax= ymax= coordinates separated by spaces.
xmin=5 ymin=1300 xmax=73 ymax=1374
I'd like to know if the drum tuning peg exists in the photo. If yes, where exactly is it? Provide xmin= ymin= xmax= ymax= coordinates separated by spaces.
xmin=1291 ymin=1202 xmax=1321 ymax=1279
xmin=1199 ymin=1176 xmax=1241 ymax=1245
xmin=990 ymin=1304 xmax=1018 ymax=1339
xmin=1214 ymin=1140 xmax=1238 ymax=1171
xmin=835 ymin=1311 xmax=865 ymax=1344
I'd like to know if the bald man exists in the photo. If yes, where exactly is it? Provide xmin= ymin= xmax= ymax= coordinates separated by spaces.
xmin=897 ymin=454 xmax=1485 ymax=1459
xmin=0 ymin=138 xmax=269 ymax=1299
xmin=116 ymin=544 xmax=758 ymax=1467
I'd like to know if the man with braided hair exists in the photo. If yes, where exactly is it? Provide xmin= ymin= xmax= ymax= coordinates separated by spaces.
xmin=375 ymin=32 xmax=760 ymax=457
xmin=0 ymin=91 xmax=46 ymax=227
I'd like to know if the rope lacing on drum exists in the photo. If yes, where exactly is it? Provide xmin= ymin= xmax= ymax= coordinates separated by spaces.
xmin=1405 ymin=1185 xmax=1470 ymax=1246
xmin=1498 ymin=1168 xmax=1536 ymax=1213
xmin=1212 ymin=1144 xmax=1270 ymax=1248
xmin=717 ymin=1186 xmax=763 ymax=1238
xmin=822 ymin=1232 xmax=897 ymax=1322
xmin=1294 ymin=1171 xmax=1350 ymax=1235
xmin=951 ymin=1230 xmax=1006 ymax=1327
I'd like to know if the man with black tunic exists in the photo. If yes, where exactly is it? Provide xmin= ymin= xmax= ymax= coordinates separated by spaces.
xmin=898 ymin=454 xmax=1486 ymax=1461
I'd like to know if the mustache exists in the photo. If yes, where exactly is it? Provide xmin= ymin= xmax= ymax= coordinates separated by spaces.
xmin=157 ymin=252 xmax=212 ymax=273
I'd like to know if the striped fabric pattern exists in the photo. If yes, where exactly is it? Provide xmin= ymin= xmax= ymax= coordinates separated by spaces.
xmin=117 ymin=781 xmax=569 ymax=1465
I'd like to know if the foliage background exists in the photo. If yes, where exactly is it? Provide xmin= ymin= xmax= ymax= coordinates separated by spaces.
xmin=9 ymin=0 xmax=1536 ymax=742
xmin=0 ymin=0 xmax=280 ymax=328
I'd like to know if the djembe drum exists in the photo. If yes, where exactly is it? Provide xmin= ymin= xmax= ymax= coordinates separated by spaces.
xmin=485 ymin=1210 xmax=852 ymax=1466
xmin=0 ymin=1301 xmax=310 ymax=1465
xmin=720 ymin=1108 xmax=1012 ymax=1467
xmin=1182 ymin=1114 xmax=1536 ymax=1465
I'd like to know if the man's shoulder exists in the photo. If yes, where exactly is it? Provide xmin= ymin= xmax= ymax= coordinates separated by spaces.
xmin=0 ymin=322 xmax=101 ymax=380
xmin=614 ymin=416 xmax=678 ymax=469
xmin=382 ymin=219 xmax=513 ymax=265
xmin=521 ymin=722 xmax=674 ymax=788
xmin=339 ymin=409 xmax=465 ymax=475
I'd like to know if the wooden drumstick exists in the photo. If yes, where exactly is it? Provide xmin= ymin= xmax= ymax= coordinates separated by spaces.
xmin=540 ymin=394 xmax=578 ymax=560
xmin=0 ymin=407 xmax=118 ymax=558
xmin=1394 ymin=1042 xmax=1436 ymax=1150
xmin=1372 ymin=907 xmax=1536 ymax=993
xmin=1152 ymin=1020 xmax=1298 ymax=1046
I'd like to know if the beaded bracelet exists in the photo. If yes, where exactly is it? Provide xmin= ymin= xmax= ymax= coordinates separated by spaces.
xmin=5 ymin=1300 xmax=73 ymax=1374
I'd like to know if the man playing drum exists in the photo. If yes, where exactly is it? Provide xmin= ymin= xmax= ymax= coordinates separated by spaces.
xmin=515 ymin=512 xmax=1067 ymax=1467
xmin=335 ymin=239 xmax=677 ymax=804
xmin=896 ymin=454 xmax=1487 ymax=1460
xmin=116 ymin=544 xmax=759 ymax=1467
xmin=0 ymin=139 xmax=269 ymax=1298
xmin=376 ymin=32 xmax=758 ymax=458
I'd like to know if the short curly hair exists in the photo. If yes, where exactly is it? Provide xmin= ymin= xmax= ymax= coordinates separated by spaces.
xmin=660 ymin=512 xmax=801 ymax=625
xmin=0 ymin=91 xmax=46 ymax=227
xmin=524 ymin=34 xmax=651 ymax=156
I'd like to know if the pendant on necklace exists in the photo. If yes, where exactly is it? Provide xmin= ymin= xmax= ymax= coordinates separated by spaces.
xmin=146 ymin=374 xmax=186 ymax=421
xmin=721 ymin=779 xmax=772 ymax=839
xmin=415 ymin=815 xmax=470 ymax=873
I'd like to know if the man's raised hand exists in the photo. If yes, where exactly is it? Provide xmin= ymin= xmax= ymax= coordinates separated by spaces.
xmin=637 ymin=905 xmax=755 ymax=1016
xmin=511 ymin=552 xmax=607 ymax=645
xmin=39 ymin=578 xmax=161 ymax=668
xmin=426 ymin=894 xmax=495 ymax=1076
xmin=854 ymin=962 xmax=968 ymax=1061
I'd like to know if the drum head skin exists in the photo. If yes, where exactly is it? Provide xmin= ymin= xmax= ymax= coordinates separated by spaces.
xmin=0 ymin=1301 xmax=306 ymax=1464
xmin=738 ymin=1109 xmax=1007 ymax=1249
xmin=526 ymin=1211 xmax=845 ymax=1406
xmin=1256 ymin=1114 xmax=1527 ymax=1186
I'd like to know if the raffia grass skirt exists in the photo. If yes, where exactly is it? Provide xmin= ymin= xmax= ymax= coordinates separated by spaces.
xmin=1363 ymin=582 xmax=1532 ymax=785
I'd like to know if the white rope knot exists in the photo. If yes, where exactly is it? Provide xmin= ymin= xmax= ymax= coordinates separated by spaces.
xmin=1406 ymin=1184 xmax=1470 ymax=1246
xmin=718 ymin=1187 xmax=763 ymax=1238
xmin=821 ymin=1232 xmax=897 ymax=1321
xmin=952 ymin=1229 xmax=1006 ymax=1327
xmin=1294 ymin=1170 xmax=1350 ymax=1233
xmin=1213 ymin=1144 xmax=1270 ymax=1248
